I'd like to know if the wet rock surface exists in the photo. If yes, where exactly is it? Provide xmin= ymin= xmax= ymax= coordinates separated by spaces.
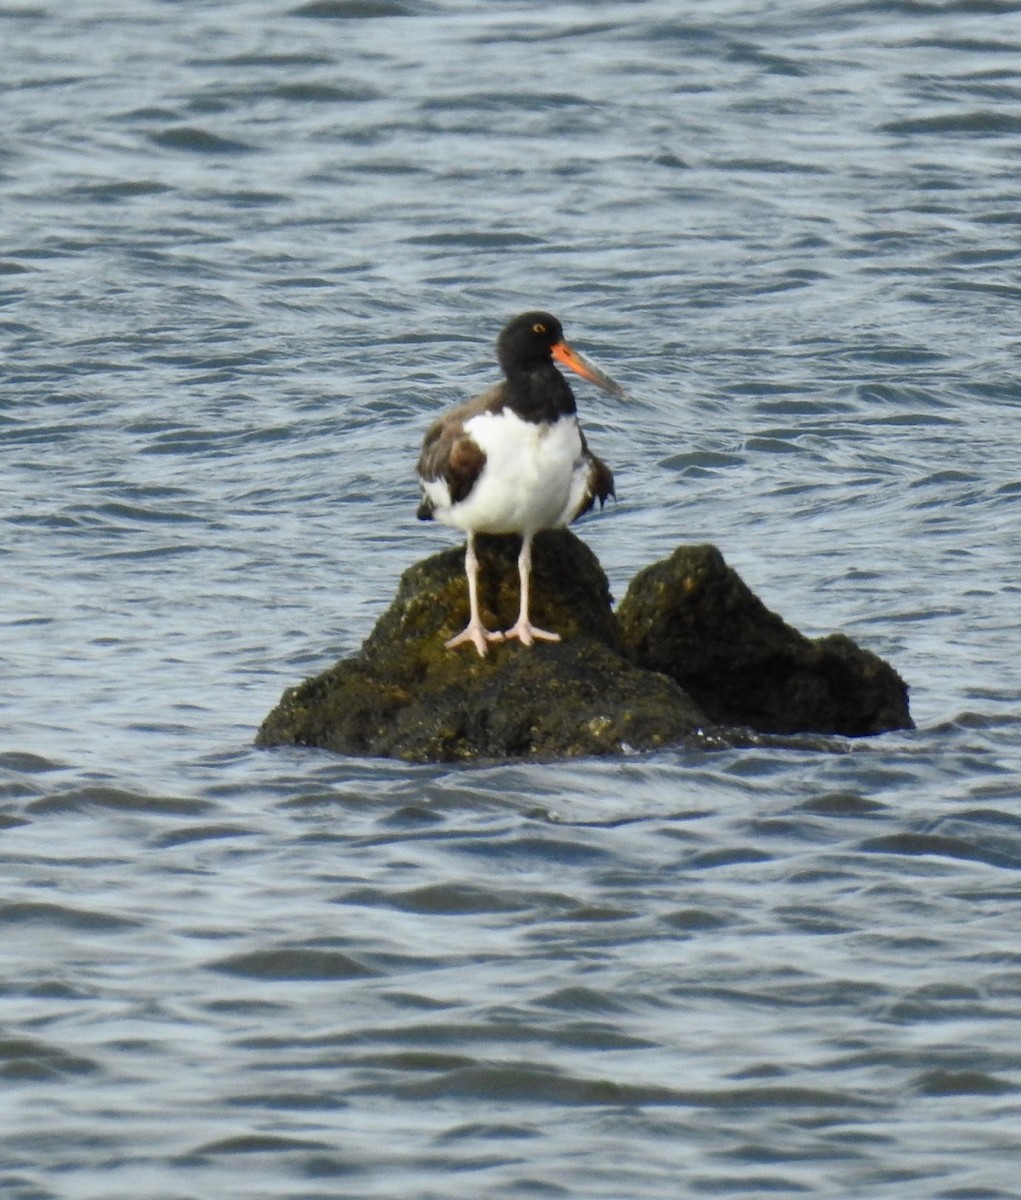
xmin=617 ymin=544 xmax=914 ymax=737
xmin=256 ymin=532 xmax=706 ymax=762
xmin=256 ymin=533 xmax=913 ymax=762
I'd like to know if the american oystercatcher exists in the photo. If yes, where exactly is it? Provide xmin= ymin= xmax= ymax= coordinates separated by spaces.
xmin=416 ymin=311 xmax=624 ymax=657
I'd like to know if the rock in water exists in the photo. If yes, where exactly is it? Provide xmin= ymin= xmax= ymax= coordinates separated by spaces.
xmin=616 ymin=544 xmax=913 ymax=736
xmin=256 ymin=531 xmax=710 ymax=762
xmin=256 ymin=537 xmax=913 ymax=762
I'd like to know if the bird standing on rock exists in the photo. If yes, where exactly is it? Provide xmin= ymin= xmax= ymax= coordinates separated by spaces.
xmin=416 ymin=311 xmax=625 ymax=657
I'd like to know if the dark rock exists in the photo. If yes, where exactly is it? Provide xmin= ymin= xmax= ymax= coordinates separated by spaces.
xmin=616 ymin=544 xmax=913 ymax=737
xmin=256 ymin=531 xmax=710 ymax=762
xmin=361 ymin=529 xmax=620 ymax=663
xmin=257 ymin=537 xmax=913 ymax=763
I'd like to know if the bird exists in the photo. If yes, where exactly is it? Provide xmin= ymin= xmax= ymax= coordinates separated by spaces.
xmin=416 ymin=311 xmax=624 ymax=657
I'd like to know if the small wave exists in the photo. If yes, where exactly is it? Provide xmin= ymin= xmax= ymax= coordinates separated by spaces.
xmin=0 ymin=750 xmax=63 ymax=773
xmin=187 ymin=1133 xmax=335 ymax=1156
xmin=0 ymin=901 xmax=139 ymax=931
xmin=207 ymin=947 xmax=380 ymax=980
xmin=914 ymin=1069 xmax=1016 ymax=1097
xmin=289 ymin=0 xmax=426 ymax=17
xmin=0 ymin=1036 xmax=98 ymax=1082
xmin=149 ymin=126 xmax=255 ymax=155
xmin=860 ymin=831 xmax=1021 ymax=871
xmin=881 ymin=111 xmax=1021 ymax=137
xmin=25 ymin=788 xmax=212 ymax=817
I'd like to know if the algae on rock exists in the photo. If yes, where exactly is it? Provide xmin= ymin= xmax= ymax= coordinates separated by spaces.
xmin=616 ymin=544 xmax=913 ymax=737
xmin=256 ymin=531 xmax=708 ymax=762
xmin=256 ymin=533 xmax=913 ymax=763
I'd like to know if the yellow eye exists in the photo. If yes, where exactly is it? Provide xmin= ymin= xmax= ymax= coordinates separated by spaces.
xmin=532 ymin=322 xmax=546 ymax=334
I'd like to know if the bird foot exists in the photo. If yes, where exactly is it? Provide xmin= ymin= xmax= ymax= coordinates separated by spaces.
xmin=503 ymin=620 xmax=561 ymax=648
xmin=445 ymin=622 xmax=505 ymax=657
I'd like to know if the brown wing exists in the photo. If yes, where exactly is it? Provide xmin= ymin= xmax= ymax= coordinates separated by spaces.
xmin=416 ymin=385 xmax=504 ymax=515
xmin=571 ymin=428 xmax=615 ymax=521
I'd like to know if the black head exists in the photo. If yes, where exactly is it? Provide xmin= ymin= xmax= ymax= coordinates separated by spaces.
xmin=496 ymin=311 xmax=565 ymax=376
xmin=495 ymin=310 xmax=627 ymax=400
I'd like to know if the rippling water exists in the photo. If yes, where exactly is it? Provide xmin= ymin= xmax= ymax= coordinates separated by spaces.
xmin=3 ymin=2 xmax=1021 ymax=1196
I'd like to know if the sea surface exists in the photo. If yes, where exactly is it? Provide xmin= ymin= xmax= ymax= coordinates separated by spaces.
xmin=3 ymin=1 xmax=1021 ymax=1197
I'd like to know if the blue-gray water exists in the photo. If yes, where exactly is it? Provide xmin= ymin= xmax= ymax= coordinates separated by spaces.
xmin=3 ymin=2 xmax=1021 ymax=1197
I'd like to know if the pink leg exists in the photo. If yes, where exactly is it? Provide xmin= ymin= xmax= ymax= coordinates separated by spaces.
xmin=504 ymin=532 xmax=561 ymax=647
xmin=445 ymin=533 xmax=505 ymax=657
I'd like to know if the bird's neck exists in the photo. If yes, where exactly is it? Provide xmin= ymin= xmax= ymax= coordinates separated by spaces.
xmin=504 ymin=364 xmax=577 ymax=423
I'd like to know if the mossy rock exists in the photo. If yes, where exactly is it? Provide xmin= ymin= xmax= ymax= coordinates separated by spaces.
xmin=257 ymin=537 xmax=913 ymax=762
xmin=257 ymin=531 xmax=709 ymax=762
xmin=616 ymin=544 xmax=913 ymax=736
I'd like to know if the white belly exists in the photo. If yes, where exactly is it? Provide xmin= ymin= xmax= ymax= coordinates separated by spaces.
xmin=426 ymin=411 xmax=584 ymax=535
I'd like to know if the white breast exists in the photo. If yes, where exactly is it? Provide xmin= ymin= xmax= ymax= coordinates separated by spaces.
xmin=429 ymin=411 xmax=584 ymax=536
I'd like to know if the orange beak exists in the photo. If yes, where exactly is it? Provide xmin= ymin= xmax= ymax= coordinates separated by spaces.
xmin=551 ymin=340 xmax=627 ymax=399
